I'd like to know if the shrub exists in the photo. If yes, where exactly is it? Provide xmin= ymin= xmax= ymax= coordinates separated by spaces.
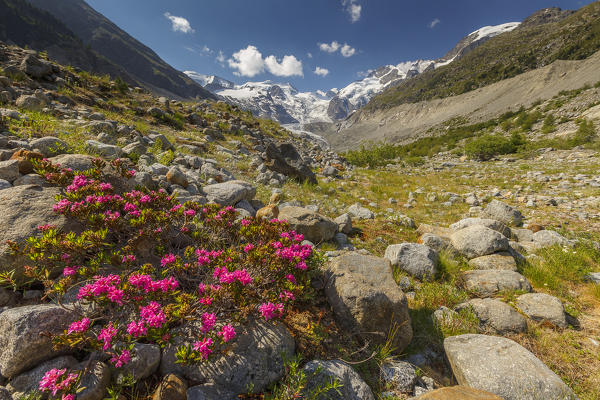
xmin=114 ymin=76 xmax=129 ymax=94
xmin=464 ymin=134 xmax=517 ymax=160
xmin=572 ymin=118 xmax=596 ymax=145
xmin=7 ymin=159 xmax=319 ymax=398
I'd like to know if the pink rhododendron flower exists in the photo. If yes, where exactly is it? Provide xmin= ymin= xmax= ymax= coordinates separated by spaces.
xmin=161 ymin=254 xmax=176 ymax=267
xmin=110 ymin=350 xmax=131 ymax=368
xmin=201 ymin=312 xmax=216 ymax=333
xmin=258 ymin=302 xmax=284 ymax=321
xmin=68 ymin=318 xmax=90 ymax=335
xmin=218 ymin=324 xmax=236 ymax=342
xmin=63 ymin=267 xmax=77 ymax=277
xmin=140 ymin=302 xmax=166 ymax=328
xmin=192 ymin=337 xmax=213 ymax=360
xmin=127 ymin=320 xmax=147 ymax=337
xmin=98 ymin=323 xmax=118 ymax=350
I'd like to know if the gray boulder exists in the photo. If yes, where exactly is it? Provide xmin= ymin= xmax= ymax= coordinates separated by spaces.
xmin=19 ymin=54 xmax=52 ymax=78
xmin=115 ymin=343 xmax=160 ymax=383
xmin=0 ymin=160 xmax=20 ymax=182
xmin=324 ymin=252 xmax=413 ymax=351
xmin=187 ymin=383 xmax=237 ymax=400
xmin=30 ymin=136 xmax=69 ymax=157
xmin=585 ymin=272 xmax=600 ymax=284
xmin=166 ymin=167 xmax=189 ymax=187
xmin=444 ymin=334 xmax=577 ymax=400
xmin=347 ymin=203 xmax=374 ymax=219
xmin=456 ymin=298 xmax=527 ymax=334
xmin=86 ymin=140 xmax=124 ymax=159
xmin=278 ymin=206 xmax=337 ymax=243
xmin=516 ymin=293 xmax=568 ymax=328
xmin=531 ymin=230 xmax=572 ymax=248
xmin=481 ymin=200 xmax=523 ymax=226
xmin=50 ymin=154 xmax=95 ymax=172
xmin=335 ymin=213 xmax=353 ymax=234
xmin=265 ymin=142 xmax=316 ymax=184
xmin=301 ymin=360 xmax=375 ymax=400
xmin=87 ymin=121 xmax=115 ymax=135
xmin=76 ymin=360 xmax=111 ymax=400
xmin=380 ymin=360 xmax=419 ymax=393
xmin=0 ymin=185 xmax=79 ymax=279
xmin=0 ymin=304 xmax=75 ymax=378
xmin=15 ymin=95 xmax=44 ymax=111
xmin=384 ymin=243 xmax=439 ymax=280
xmin=468 ymin=252 xmax=518 ymax=271
xmin=450 ymin=218 xmax=512 ymax=238
xmin=451 ymin=225 xmax=510 ymax=259
xmin=160 ymin=320 xmax=294 ymax=395
xmin=202 ymin=180 xmax=256 ymax=206
xmin=462 ymin=270 xmax=532 ymax=297
xmin=413 ymin=386 xmax=503 ymax=399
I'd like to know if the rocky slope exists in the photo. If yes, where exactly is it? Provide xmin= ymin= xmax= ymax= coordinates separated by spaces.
xmin=0 ymin=39 xmax=598 ymax=400
xmin=1 ymin=0 xmax=214 ymax=100
xmin=325 ymin=47 xmax=600 ymax=151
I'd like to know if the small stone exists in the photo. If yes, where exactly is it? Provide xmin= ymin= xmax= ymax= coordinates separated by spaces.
xmin=456 ymin=298 xmax=527 ymax=334
xmin=468 ymin=252 xmax=517 ymax=271
xmin=451 ymin=225 xmax=510 ymax=259
xmin=384 ymin=243 xmax=439 ymax=280
xmin=462 ymin=270 xmax=532 ymax=297
xmin=152 ymin=374 xmax=187 ymax=400
xmin=166 ymin=167 xmax=189 ymax=187
xmin=302 ymin=360 xmax=375 ymax=400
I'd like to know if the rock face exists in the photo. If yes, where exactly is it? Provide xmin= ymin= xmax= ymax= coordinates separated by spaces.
xmin=265 ymin=142 xmax=317 ymax=184
xmin=384 ymin=243 xmax=440 ymax=280
xmin=444 ymin=334 xmax=577 ymax=400
xmin=462 ymin=270 xmax=532 ymax=297
xmin=380 ymin=360 xmax=418 ymax=393
xmin=0 ymin=304 xmax=75 ymax=378
xmin=301 ymin=360 xmax=375 ymax=400
xmin=278 ymin=206 xmax=337 ymax=243
xmin=202 ymin=180 xmax=256 ymax=206
xmin=324 ymin=252 xmax=413 ymax=351
xmin=482 ymin=200 xmax=523 ymax=226
xmin=414 ymin=386 xmax=503 ymax=399
xmin=160 ymin=320 xmax=294 ymax=395
xmin=76 ymin=360 xmax=111 ymax=400
xmin=0 ymin=185 xmax=78 ymax=279
xmin=152 ymin=374 xmax=187 ymax=400
xmin=451 ymin=225 xmax=510 ymax=259
xmin=456 ymin=298 xmax=527 ymax=334
xmin=516 ymin=293 xmax=568 ymax=328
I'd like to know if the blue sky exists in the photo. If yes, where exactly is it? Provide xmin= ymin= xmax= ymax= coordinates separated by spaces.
xmin=86 ymin=0 xmax=593 ymax=92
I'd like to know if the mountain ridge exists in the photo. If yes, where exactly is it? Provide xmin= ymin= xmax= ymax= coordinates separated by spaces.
xmin=1 ymin=0 xmax=214 ymax=100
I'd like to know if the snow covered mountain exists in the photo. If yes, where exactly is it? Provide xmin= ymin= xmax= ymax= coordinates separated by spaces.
xmin=185 ymin=21 xmax=521 ymax=126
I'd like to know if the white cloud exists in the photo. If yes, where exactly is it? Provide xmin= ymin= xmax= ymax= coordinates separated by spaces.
xmin=429 ymin=18 xmax=441 ymax=28
xmin=228 ymin=45 xmax=265 ymax=77
xmin=314 ymin=67 xmax=329 ymax=77
xmin=265 ymin=55 xmax=303 ymax=77
xmin=340 ymin=44 xmax=356 ymax=57
xmin=202 ymin=45 xmax=212 ymax=54
xmin=227 ymin=45 xmax=304 ymax=77
xmin=307 ymin=52 xmax=313 ymax=58
xmin=216 ymin=50 xmax=226 ymax=66
xmin=319 ymin=41 xmax=356 ymax=57
xmin=319 ymin=41 xmax=341 ymax=53
xmin=342 ymin=0 xmax=362 ymax=23
xmin=164 ymin=12 xmax=195 ymax=34
xmin=357 ymin=69 xmax=373 ymax=78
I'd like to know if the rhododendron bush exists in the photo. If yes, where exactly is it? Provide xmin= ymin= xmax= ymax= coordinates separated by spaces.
xmin=9 ymin=159 xmax=319 ymax=399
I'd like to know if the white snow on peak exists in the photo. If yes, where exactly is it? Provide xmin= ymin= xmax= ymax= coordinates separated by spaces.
xmin=469 ymin=22 xmax=521 ymax=42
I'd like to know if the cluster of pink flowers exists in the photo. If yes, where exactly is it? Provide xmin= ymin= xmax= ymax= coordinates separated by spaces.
xmin=213 ymin=267 xmax=253 ymax=285
xmin=192 ymin=337 xmax=213 ymax=360
xmin=110 ymin=350 xmax=131 ymax=367
xmin=67 ymin=318 xmax=91 ymax=335
xmin=139 ymin=301 xmax=166 ymax=328
xmin=77 ymin=274 xmax=124 ymax=305
xmin=39 ymin=368 xmax=78 ymax=398
xmin=122 ymin=254 xmax=136 ymax=263
xmin=98 ymin=323 xmax=118 ymax=350
xmin=66 ymin=175 xmax=89 ymax=193
xmin=128 ymin=274 xmax=179 ymax=293
xmin=160 ymin=253 xmax=176 ymax=267
xmin=196 ymin=249 xmax=223 ymax=266
xmin=218 ymin=324 xmax=236 ymax=342
xmin=258 ymin=302 xmax=285 ymax=321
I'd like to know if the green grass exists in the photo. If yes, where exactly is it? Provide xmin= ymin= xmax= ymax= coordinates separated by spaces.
xmin=520 ymin=242 xmax=599 ymax=302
